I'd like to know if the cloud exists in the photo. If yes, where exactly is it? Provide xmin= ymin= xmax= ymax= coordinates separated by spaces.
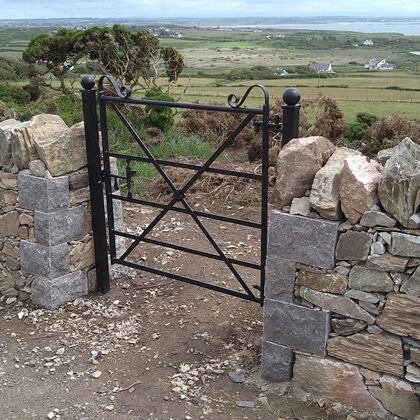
xmin=0 ymin=0 xmax=419 ymax=19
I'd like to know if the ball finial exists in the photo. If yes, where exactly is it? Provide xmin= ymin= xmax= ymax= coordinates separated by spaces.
xmin=283 ymin=88 xmax=301 ymax=106
xmin=81 ymin=75 xmax=96 ymax=90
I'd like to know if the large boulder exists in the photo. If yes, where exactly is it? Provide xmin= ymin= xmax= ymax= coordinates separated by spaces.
xmin=34 ymin=122 xmax=87 ymax=177
xmin=10 ymin=114 xmax=68 ymax=169
xmin=292 ymin=354 xmax=387 ymax=415
xmin=274 ymin=136 xmax=335 ymax=208
xmin=327 ymin=332 xmax=404 ymax=377
xmin=377 ymin=293 xmax=420 ymax=340
xmin=339 ymin=155 xmax=382 ymax=224
xmin=0 ymin=119 xmax=21 ymax=169
xmin=369 ymin=375 xmax=420 ymax=420
xmin=378 ymin=138 xmax=420 ymax=228
xmin=310 ymin=147 xmax=360 ymax=220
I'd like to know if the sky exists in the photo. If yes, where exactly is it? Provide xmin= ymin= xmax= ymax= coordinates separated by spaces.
xmin=0 ymin=0 xmax=419 ymax=19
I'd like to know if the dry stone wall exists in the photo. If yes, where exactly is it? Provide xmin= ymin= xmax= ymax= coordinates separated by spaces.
xmin=264 ymin=136 xmax=420 ymax=419
xmin=0 ymin=114 xmax=123 ymax=309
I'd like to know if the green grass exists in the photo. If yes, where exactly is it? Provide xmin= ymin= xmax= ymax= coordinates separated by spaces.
xmin=108 ymin=124 xmax=216 ymax=195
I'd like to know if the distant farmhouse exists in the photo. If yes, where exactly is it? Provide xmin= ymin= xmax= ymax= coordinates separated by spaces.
xmin=308 ymin=63 xmax=335 ymax=73
xmin=265 ymin=34 xmax=286 ymax=40
xmin=275 ymin=68 xmax=289 ymax=76
xmin=362 ymin=39 xmax=374 ymax=46
xmin=365 ymin=58 xmax=395 ymax=71
xmin=150 ymin=26 xmax=183 ymax=39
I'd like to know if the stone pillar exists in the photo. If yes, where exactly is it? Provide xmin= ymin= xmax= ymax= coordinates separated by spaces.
xmin=261 ymin=210 xmax=339 ymax=382
xmin=18 ymin=172 xmax=89 ymax=309
xmin=0 ymin=114 xmax=113 ymax=308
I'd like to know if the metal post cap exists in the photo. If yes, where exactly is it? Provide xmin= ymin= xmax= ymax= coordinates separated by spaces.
xmin=81 ymin=75 xmax=96 ymax=90
xmin=283 ymin=88 xmax=301 ymax=106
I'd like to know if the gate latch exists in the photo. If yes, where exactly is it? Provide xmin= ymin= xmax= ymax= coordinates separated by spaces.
xmin=253 ymin=114 xmax=282 ymax=133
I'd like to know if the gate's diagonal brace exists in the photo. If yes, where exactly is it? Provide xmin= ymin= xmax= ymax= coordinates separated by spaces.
xmin=110 ymin=103 xmax=178 ymax=195
xmin=180 ymin=198 xmax=256 ymax=299
xmin=115 ymin=113 xmax=255 ymax=267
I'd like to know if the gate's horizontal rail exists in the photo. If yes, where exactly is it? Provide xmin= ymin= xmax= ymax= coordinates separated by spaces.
xmin=115 ymin=259 xmax=261 ymax=303
xmin=107 ymin=152 xmax=262 ymax=180
xmin=114 ymin=229 xmax=261 ymax=270
xmin=110 ymin=193 xmax=261 ymax=229
xmin=101 ymin=96 xmax=264 ymax=115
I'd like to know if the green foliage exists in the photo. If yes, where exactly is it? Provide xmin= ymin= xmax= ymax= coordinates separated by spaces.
xmin=344 ymin=121 xmax=369 ymax=143
xmin=0 ymin=57 xmax=29 ymax=81
xmin=52 ymin=95 xmax=84 ymax=126
xmin=23 ymin=29 xmax=84 ymax=92
xmin=22 ymin=24 xmax=184 ymax=93
xmin=117 ymin=131 xmax=215 ymax=196
xmin=79 ymin=25 xmax=184 ymax=91
xmin=0 ymin=84 xmax=31 ymax=106
xmin=0 ymin=100 xmax=18 ymax=122
xmin=144 ymin=89 xmax=175 ymax=132
xmin=151 ymin=131 xmax=214 ymax=159
xmin=225 ymin=65 xmax=279 ymax=81
xmin=356 ymin=112 xmax=378 ymax=126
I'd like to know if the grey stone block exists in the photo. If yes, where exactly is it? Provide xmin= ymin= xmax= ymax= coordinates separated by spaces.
xmin=268 ymin=210 xmax=340 ymax=269
xmin=20 ymin=240 xmax=69 ymax=278
xmin=265 ymin=255 xmax=295 ymax=302
xmin=87 ymin=268 xmax=97 ymax=293
xmin=18 ymin=173 xmax=69 ymax=212
xmin=263 ymin=298 xmax=330 ymax=356
xmin=261 ymin=340 xmax=294 ymax=382
xmin=34 ymin=206 xmax=85 ymax=246
xmin=31 ymin=271 xmax=87 ymax=309
xmin=390 ymin=232 xmax=420 ymax=258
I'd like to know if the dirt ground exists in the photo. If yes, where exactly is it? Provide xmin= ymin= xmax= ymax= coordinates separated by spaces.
xmin=0 ymin=197 xmax=351 ymax=420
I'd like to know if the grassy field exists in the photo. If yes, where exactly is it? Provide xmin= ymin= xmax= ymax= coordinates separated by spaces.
xmin=165 ymin=71 xmax=420 ymax=120
xmin=1 ymin=23 xmax=420 ymax=120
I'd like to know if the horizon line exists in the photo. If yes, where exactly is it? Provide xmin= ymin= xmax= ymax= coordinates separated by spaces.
xmin=1 ymin=15 xmax=420 ymax=21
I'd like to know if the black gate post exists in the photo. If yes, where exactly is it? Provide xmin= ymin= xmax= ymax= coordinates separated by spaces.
xmin=281 ymin=88 xmax=301 ymax=146
xmin=81 ymin=76 xmax=110 ymax=294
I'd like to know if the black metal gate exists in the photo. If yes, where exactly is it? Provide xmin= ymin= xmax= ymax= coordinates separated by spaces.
xmin=81 ymin=74 xmax=300 ymax=305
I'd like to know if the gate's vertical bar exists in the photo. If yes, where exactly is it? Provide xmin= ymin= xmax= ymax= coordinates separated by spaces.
xmin=98 ymin=91 xmax=117 ymax=261
xmin=81 ymin=76 xmax=110 ymax=294
xmin=260 ymin=101 xmax=270 ymax=305
xmin=281 ymin=88 xmax=301 ymax=146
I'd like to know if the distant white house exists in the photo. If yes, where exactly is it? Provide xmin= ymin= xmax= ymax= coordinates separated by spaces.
xmin=308 ymin=63 xmax=335 ymax=73
xmin=169 ymin=32 xmax=183 ymax=38
xmin=365 ymin=58 xmax=395 ymax=70
xmin=362 ymin=39 xmax=374 ymax=46
xmin=275 ymin=68 xmax=289 ymax=76
xmin=266 ymin=34 xmax=286 ymax=40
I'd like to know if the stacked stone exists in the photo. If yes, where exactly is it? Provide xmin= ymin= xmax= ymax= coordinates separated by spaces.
xmin=0 ymin=114 xmax=97 ymax=308
xmin=264 ymin=136 xmax=420 ymax=418
xmin=0 ymin=170 xmax=31 ymax=300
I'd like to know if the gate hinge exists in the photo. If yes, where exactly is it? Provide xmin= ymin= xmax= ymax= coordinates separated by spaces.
xmin=253 ymin=114 xmax=282 ymax=133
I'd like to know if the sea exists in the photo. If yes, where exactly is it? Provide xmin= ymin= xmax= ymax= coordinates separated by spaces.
xmin=1 ymin=17 xmax=420 ymax=36
xmin=218 ymin=20 xmax=420 ymax=36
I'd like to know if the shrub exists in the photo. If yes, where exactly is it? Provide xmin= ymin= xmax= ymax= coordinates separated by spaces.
xmin=361 ymin=113 xmax=420 ymax=157
xmin=144 ymin=89 xmax=175 ymax=132
xmin=356 ymin=112 xmax=378 ymax=126
xmin=0 ymin=57 xmax=30 ymax=81
xmin=0 ymin=84 xmax=31 ymax=107
xmin=225 ymin=66 xmax=279 ymax=81
xmin=176 ymin=102 xmax=255 ymax=147
xmin=300 ymin=95 xmax=347 ymax=142
xmin=344 ymin=121 xmax=369 ymax=149
xmin=0 ymin=100 xmax=19 ymax=122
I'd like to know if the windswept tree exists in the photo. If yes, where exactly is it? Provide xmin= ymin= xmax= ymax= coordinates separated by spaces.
xmin=78 ymin=25 xmax=184 ymax=92
xmin=23 ymin=29 xmax=84 ymax=93
xmin=23 ymin=25 xmax=184 ymax=94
